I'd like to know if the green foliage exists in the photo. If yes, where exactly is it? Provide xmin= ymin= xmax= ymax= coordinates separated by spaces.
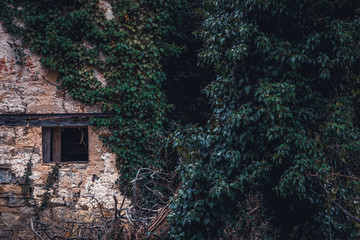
xmin=22 ymin=158 xmax=33 ymax=205
xmin=40 ymin=164 xmax=59 ymax=210
xmin=4 ymin=0 xmax=360 ymax=238
xmin=8 ymin=41 xmax=27 ymax=66
xmin=169 ymin=0 xmax=360 ymax=239
xmin=0 ymin=0 xmax=185 ymax=188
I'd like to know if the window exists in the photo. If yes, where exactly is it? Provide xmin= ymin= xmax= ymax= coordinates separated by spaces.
xmin=42 ymin=127 xmax=89 ymax=163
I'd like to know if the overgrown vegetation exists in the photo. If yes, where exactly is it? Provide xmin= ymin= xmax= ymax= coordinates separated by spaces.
xmin=0 ymin=0 xmax=184 ymax=190
xmin=3 ymin=0 xmax=360 ymax=239
xmin=169 ymin=0 xmax=360 ymax=239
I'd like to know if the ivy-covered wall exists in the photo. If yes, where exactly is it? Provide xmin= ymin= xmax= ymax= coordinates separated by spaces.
xmin=0 ymin=0 xmax=185 ymax=190
xmin=0 ymin=0 xmax=189 ymax=237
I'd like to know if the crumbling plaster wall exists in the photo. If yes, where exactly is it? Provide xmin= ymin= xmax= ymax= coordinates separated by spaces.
xmin=0 ymin=23 xmax=124 ymax=238
xmin=0 ymin=126 xmax=120 ymax=208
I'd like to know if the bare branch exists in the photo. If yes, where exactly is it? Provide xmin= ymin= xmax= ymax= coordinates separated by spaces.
xmin=31 ymin=219 xmax=45 ymax=240
xmin=306 ymin=173 xmax=360 ymax=224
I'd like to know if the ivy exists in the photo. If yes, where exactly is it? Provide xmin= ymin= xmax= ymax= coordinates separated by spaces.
xmin=21 ymin=157 xmax=33 ymax=205
xmin=40 ymin=164 xmax=59 ymax=210
xmin=8 ymin=41 xmax=27 ymax=66
xmin=169 ymin=0 xmax=360 ymax=239
xmin=0 ymin=0 xmax=185 ymax=189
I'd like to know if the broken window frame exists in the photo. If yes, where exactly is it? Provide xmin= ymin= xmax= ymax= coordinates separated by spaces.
xmin=42 ymin=127 xmax=89 ymax=164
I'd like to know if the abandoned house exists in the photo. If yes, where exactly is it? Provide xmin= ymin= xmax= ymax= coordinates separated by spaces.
xmin=0 ymin=23 xmax=124 ymax=239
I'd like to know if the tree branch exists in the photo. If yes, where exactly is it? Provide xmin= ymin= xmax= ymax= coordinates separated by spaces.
xmin=306 ymin=173 xmax=360 ymax=224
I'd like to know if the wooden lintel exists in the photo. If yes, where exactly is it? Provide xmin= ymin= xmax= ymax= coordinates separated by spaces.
xmin=28 ymin=118 xmax=89 ymax=127
xmin=0 ymin=113 xmax=115 ymax=118
xmin=0 ymin=113 xmax=114 ymax=126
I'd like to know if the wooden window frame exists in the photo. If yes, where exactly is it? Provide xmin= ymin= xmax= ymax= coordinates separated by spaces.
xmin=42 ymin=127 xmax=89 ymax=164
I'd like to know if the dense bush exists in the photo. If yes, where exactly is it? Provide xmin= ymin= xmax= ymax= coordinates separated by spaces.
xmin=169 ymin=0 xmax=360 ymax=239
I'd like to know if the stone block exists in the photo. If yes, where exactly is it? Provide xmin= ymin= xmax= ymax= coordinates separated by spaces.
xmin=0 ymin=230 xmax=13 ymax=239
xmin=19 ymin=206 xmax=35 ymax=216
xmin=8 ymin=197 xmax=24 ymax=207
xmin=0 ymin=198 xmax=8 ymax=206
xmin=26 ymin=103 xmax=62 ymax=113
xmin=0 ymin=170 xmax=15 ymax=184
xmin=0 ymin=206 xmax=20 ymax=213
xmin=0 ymin=184 xmax=22 ymax=195
xmin=0 ymin=212 xmax=21 ymax=228
xmin=0 ymin=138 xmax=15 ymax=145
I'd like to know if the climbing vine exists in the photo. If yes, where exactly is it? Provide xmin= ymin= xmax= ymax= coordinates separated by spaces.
xmin=40 ymin=164 xmax=59 ymax=210
xmin=0 ymin=0 xmax=185 ymax=189
xmin=21 ymin=144 xmax=38 ymax=205
xmin=21 ymin=157 xmax=33 ymax=204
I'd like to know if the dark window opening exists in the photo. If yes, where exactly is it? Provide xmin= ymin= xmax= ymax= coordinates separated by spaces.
xmin=42 ymin=127 xmax=88 ymax=163
xmin=61 ymin=128 xmax=88 ymax=162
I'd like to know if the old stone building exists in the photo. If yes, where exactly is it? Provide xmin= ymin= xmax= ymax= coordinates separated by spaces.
xmin=0 ymin=24 xmax=124 ymax=239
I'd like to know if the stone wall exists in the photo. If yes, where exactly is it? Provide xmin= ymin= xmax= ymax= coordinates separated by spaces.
xmin=0 ymin=23 xmax=125 ymax=239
